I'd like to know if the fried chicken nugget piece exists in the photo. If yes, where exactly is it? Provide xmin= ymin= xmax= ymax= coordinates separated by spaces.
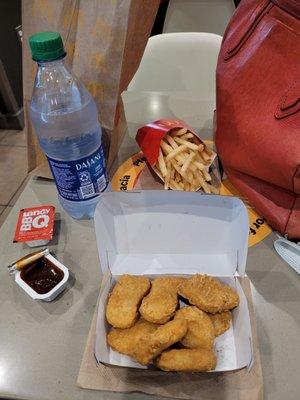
xmin=157 ymin=348 xmax=217 ymax=372
xmin=178 ymin=274 xmax=239 ymax=314
xmin=139 ymin=277 xmax=185 ymax=324
xmin=107 ymin=318 xmax=158 ymax=357
xmin=106 ymin=275 xmax=150 ymax=328
xmin=132 ymin=318 xmax=188 ymax=365
xmin=210 ymin=311 xmax=232 ymax=336
xmin=174 ymin=306 xmax=215 ymax=350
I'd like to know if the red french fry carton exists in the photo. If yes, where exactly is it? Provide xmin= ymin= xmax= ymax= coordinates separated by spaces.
xmin=136 ymin=119 xmax=200 ymax=166
xmin=136 ymin=119 xmax=217 ymax=191
xmin=13 ymin=205 xmax=55 ymax=247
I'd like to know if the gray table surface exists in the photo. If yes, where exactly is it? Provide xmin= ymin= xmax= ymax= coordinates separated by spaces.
xmin=0 ymin=91 xmax=299 ymax=400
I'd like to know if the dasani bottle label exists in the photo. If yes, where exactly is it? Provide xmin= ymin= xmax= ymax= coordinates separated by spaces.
xmin=47 ymin=144 xmax=107 ymax=201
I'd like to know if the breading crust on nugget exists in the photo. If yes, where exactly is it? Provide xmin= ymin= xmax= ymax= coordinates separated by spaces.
xmin=106 ymin=275 xmax=150 ymax=328
xmin=178 ymin=274 xmax=239 ymax=314
xmin=210 ymin=311 xmax=232 ymax=336
xmin=139 ymin=277 xmax=185 ymax=324
xmin=107 ymin=318 xmax=158 ymax=357
xmin=132 ymin=318 xmax=188 ymax=365
xmin=174 ymin=306 xmax=215 ymax=349
xmin=157 ymin=348 xmax=217 ymax=372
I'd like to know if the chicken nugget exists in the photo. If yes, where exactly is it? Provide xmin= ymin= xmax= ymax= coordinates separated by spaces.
xmin=174 ymin=306 xmax=215 ymax=349
xmin=222 ymin=286 xmax=240 ymax=310
xmin=157 ymin=348 xmax=216 ymax=372
xmin=178 ymin=274 xmax=239 ymax=314
xmin=107 ymin=318 xmax=158 ymax=357
xmin=139 ymin=277 xmax=185 ymax=324
xmin=132 ymin=318 xmax=188 ymax=365
xmin=210 ymin=311 xmax=232 ymax=336
xmin=106 ymin=275 xmax=150 ymax=328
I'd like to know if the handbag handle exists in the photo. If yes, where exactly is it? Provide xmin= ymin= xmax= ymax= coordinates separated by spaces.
xmin=224 ymin=0 xmax=299 ymax=61
xmin=272 ymin=0 xmax=300 ymax=19
xmin=224 ymin=0 xmax=273 ymax=60
xmin=275 ymin=80 xmax=300 ymax=119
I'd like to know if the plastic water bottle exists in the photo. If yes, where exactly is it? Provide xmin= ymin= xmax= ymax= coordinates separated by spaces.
xmin=28 ymin=32 xmax=108 ymax=219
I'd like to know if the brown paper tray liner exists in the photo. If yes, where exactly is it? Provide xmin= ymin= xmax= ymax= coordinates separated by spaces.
xmin=77 ymin=277 xmax=263 ymax=399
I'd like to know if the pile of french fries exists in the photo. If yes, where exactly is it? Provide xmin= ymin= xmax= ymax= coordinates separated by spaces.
xmin=153 ymin=128 xmax=219 ymax=193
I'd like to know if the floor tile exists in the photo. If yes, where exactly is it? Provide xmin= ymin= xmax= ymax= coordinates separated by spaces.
xmin=0 ymin=130 xmax=7 ymax=142
xmin=0 ymin=130 xmax=26 ymax=147
xmin=0 ymin=206 xmax=12 ymax=228
xmin=0 ymin=146 xmax=28 ymax=204
xmin=9 ymin=175 xmax=30 ymax=206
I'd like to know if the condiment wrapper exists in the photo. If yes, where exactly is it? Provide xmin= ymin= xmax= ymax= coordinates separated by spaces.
xmin=135 ymin=119 xmax=216 ymax=167
xmin=13 ymin=205 xmax=55 ymax=243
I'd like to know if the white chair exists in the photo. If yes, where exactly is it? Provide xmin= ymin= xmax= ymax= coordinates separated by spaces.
xmin=127 ymin=32 xmax=222 ymax=100
xmin=163 ymin=0 xmax=235 ymax=36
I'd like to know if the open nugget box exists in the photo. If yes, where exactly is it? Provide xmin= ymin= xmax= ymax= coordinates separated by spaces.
xmin=94 ymin=190 xmax=253 ymax=372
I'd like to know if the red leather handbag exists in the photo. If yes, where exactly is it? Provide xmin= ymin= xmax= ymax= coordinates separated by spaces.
xmin=215 ymin=0 xmax=300 ymax=239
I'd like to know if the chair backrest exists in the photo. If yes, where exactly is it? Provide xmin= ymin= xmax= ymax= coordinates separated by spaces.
xmin=127 ymin=33 xmax=222 ymax=99
xmin=163 ymin=0 xmax=235 ymax=36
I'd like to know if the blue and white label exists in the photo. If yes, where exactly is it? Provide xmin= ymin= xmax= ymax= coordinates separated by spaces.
xmin=47 ymin=145 xmax=108 ymax=201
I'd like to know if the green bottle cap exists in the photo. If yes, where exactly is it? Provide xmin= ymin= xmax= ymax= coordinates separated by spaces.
xmin=29 ymin=31 xmax=66 ymax=62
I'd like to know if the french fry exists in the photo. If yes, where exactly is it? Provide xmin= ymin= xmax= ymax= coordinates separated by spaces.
xmin=175 ymin=171 xmax=181 ymax=183
xmin=203 ymin=146 xmax=213 ymax=156
xmin=195 ymin=171 xmax=211 ymax=193
xmin=193 ymin=160 xmax=205 ymax=171
xmin=175 ymin=154 xmax=185 ymax=166
xmin=161 ymin=143 xmax=195 ymax=171
xmin=173 ymin=137 xmax=199 ymax=151
xmin=187 ymin=170 xmax=193 ymax=183
xmin=171 ymin=160 xmax=191 ymax=184
xmin=158 ymin=148 xmax=168 ymax=177
xmin=160 ymin=140 xmax=173 ymax=156
xmin=165 ymin=134 xmax=178 ymax=149
xmin=197 ymin=151 xmax=208 ymax=164
xmin=180 ymin=133 xmax=194 ymax=140
xmin=202 ymin=168 xmax=212 ymax=182
xmin=152 ymin=127 xmax=218 ymax=194
xmin=181 ymin=152 xmax=195 ymax=174
xmin=165 ymin=145 xmax=187 ymax=162
xmin=170 ymin=165 xmax=175 ymax=180
xmin=198 ymin=144 xmax=205 ymax=152
xmin=171 ymin=128 xmax=188 ymax=136
xmin=164 ymin=162 xmax=171 ymax=189
xmin=201 ymin=150 xmax=211 ymax=162
xmin=170 ymin=179 xmax=184 ymax=190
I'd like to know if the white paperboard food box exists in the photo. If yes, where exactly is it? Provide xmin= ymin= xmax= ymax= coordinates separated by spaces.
xmin=94 ymin=190 xmax=253 ymax=372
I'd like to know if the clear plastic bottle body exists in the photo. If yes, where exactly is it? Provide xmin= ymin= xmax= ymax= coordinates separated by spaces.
xmin=29 ymin=56 xmax=107 ymax=219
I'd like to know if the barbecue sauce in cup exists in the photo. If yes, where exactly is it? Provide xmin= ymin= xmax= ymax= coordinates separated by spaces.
xmin=20 ymin=257 xmax=64 ymax=294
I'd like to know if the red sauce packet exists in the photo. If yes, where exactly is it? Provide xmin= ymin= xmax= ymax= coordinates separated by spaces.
xmin=13 ymin=205 xmax=55 ymax=244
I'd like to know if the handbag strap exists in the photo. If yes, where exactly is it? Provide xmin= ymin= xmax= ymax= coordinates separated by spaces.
xmin=275 ymin=80 xmax=300 ymax=119
xmin=272 ymin=0 xmax=300 ymax=19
